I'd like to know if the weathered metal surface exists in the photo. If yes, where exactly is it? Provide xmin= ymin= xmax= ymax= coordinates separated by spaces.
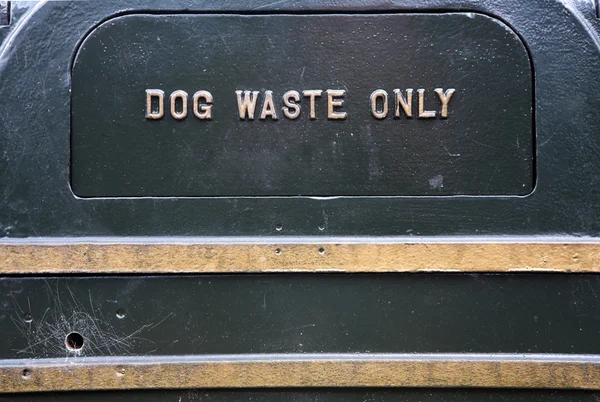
xmin=71 ymin=13 xmax=533 ymax=197
xmin=1 ymin=275 xmax=599 ymax=359
xmin=4 ymin=389 xmax=600 ymax=401
xmin=0 ymin=1 xmax=597 ymax=237
xmin=1 ymin=354 xmax=599 ymax=393
xmin=1 ymin=240 xmax=600 ymax=273
xmin=1 ymin=0 xmax=600 ymax=398
xmin=0 ymin=2 xmax=9 ymax=26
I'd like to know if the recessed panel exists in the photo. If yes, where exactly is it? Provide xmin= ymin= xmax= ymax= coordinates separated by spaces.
xmin=71 ymin=13 xmax=533 ymax=197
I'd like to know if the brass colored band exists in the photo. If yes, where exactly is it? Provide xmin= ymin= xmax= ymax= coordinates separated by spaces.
xmin=0 ymin=242 xmax=599 ymax=274
xmin=1 ymin=354 xmax=599 ymax=393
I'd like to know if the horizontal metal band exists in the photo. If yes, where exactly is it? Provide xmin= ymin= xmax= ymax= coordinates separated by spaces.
xmin=0 ymin=239 xmax=599 ymax=273
xmin=1 ymin=354 xmax=599 ymax=393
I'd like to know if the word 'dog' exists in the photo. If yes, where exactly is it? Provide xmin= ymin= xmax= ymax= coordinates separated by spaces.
xmin=145 ymin=89 xmax=213 ymax=120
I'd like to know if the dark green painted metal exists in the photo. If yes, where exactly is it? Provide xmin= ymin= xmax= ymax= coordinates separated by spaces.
xmin=1 ymin=274 xmax=599 ymax=359
xmin=1 ymin=388 xmax=600 ymax=401
xmin=71 ymin=13 xmax=533 ymax=197
xmin=0 ymin=0 xmax=598 ymax=236
xmin=1 ymin=1 xmax=600 ymax=398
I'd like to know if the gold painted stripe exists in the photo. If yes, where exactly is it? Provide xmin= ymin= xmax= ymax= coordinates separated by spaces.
xmin=0 ymin=241 xmax=599 ymax=274
xmin=1 ymin=354 xmax=599 ymax=393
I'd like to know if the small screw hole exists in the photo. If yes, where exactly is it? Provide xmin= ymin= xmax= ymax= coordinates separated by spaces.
xmin=318 ymin=225 xmax=325 ymax=231
xmin=275 ymin=224 xmax=283 ymax=231
xmin=116 ymin=309 xmax=126 ymax=319
xmin=275 ymin=248 xmax=281 ymax=255
xmin=318 ymin=247 xmax=325 ymax=254
xmin=23 ymin=313 xmax=32 ymax=323
xmin=22 ymin=369 xmax=30 ymax=379
xmin=65 ymin=332 xmax=84 ymax=352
